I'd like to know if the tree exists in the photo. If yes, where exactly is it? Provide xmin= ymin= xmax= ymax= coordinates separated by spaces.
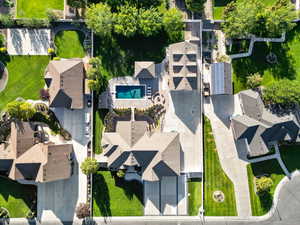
xmin=138 ymin=7 xmax=162 ymax=37
xmin=86 ymin=3 xmax=113 ymax=37
xmin=162 ymin=8 xmax=184 ymax=42
xmin=264 ymin=0 xmax=295 ymax=37
xmin=6 ymin=101 xmax=36 ymax=121
xmin=80 ymin=157 xmax=99 ymax=175
xmin=185 ymin=0 xmax=205 ymax=13
xmin=87 ymin=57 xmax=108 ymax=93
xmin=222 ymin=0 xmax=263 ymax=38
xmin=88 ymin=57 xmax=101 ymax=68
xmin=246 ymin=73 xmax=263 ymax=89
xmin=114 ymin=4 xmax=139 ymax=37
xmin=0 ymin=14 xmax=14 ymax=27
xmin=75 ymin=203 xmax=90 ymax=219
xmin=262 ymin=80 xmax=300 ymax=108
xmin=256 ymin=176 xmax=273 ymax=194
xmin=67 ymin=0 xmax=86 ymax=9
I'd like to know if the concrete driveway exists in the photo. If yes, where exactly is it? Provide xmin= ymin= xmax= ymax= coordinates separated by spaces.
xmin=163 ymin=90 xmax=202 ymax=173
xmin=37 ymin=106 xmax=90 ymax=222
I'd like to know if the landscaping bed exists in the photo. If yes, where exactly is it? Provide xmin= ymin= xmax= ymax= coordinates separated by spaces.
xmin=280 ymin=145 xmax=300 ymax=173
xmin=204 ymin=116 xmax=237 ymax=216
xmin=188 ymin=178 xmax=202 ymax=216
xmin=247 ymin=159 xmax=285 ymax=216
xmin=93 ymin=108 xmax=108 ymax=154
xmin=0 ymin=176 xmax=36 ymax=218
xmin=92 ymin=171 xmax=144 ymax=216
xmin=55 ymin=30 xmax=86 ymax=59
xmin=232 ymin=23 xmax=300 ymax=93
xmin=0 ymin=56 xmax=49 ymax=111
xmin=16 ymin=0 xmax=64 ymax=18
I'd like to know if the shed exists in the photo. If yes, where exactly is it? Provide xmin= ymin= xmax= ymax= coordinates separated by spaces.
xmin=211 ymin=62 xmax=232 ymax=95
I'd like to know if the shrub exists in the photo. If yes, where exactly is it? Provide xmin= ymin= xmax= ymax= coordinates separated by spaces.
xmin=0 ymin=34 xmax=6 ymax=47
xmin=53 ymin=57 xmax=61 ymax=61
xmin=80 ymin=158 xmax=99 ymax=175
xmin=246 ymin=73 xmax=263 ymax=89
xmin=26 ymin=210 xmax=35 ymax=219
xmin=3 ymin=0 xmax=14 ymax=7
xmin=47 ymin=48 xmax=55 ymax=55
xmin=0 ymin=207 xmax=9 ymax=218
xmin=256 ymin=176 xmax=273 ymax=194
xmin=76 ymin=203 xmax=90 ymax=219
xmin=0 ymin=14 xmax=14 ymax=27
xmin=0 ymin=47 xmax=7 ymax=53
xmin=117 ymin=169 xmax=125 ymax=178
xmin=185 ymin=0 xmax=205 ymax=12
xmin=6 ymin=101 xmax=36 ymax=121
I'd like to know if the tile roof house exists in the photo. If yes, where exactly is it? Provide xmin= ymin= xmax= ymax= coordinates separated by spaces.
xmin=100 ymin=120 xmax=181 ymax=181
xmin=0 ymin=122 xmax=73 ymax=183
xmin=167 ymin=41 xmax=199 ymax=91
xmin=45 ymin=59 xmax=84 ymax=109
xmin=231 ymin=89 xmax=300 ymax=157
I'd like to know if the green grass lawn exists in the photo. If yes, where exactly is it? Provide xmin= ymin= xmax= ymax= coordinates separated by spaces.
xmin=55 ymin=31 xmax=86 ymax=59
xmin=247 ymin=159 xmax=285 ymax=216
xmin=204 ymin=116 xmax=237 ymax=216
xmin=0 ymin=56 xmax=49 ymax=111
xmin=280 ymin=145 xmax=300 ymax=173
xmin=93 ymin=108 xmax=108 ymax=154
xmin=188 ymin=179 xmax=202 ymax=216
xmin=213 ymin=0 xmax=277 ymax=20
xmin=232 ymin=24 xmax=300 ymax=93
xmin=0 ymin=176 xmax=36 ymax=218
xmin=93 ymin=171 xmax=144 ymax=216
xmin=16 ymin=0 xmax=64 ymax=18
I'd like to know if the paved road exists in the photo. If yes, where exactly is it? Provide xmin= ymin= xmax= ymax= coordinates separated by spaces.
xmin=5 ymin=172 xmax=300 ymax=225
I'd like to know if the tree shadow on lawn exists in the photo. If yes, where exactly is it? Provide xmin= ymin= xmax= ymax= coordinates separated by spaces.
xmin=113 ymin=172 xmax=144 ymax=204
xmin=0 ymin=176 xmax=37 ymax=212
xmin=232 ymin=41 xmax=296 ymax=88
xmin=258 ymin=191 xmax=273 ymax=212
xmin=93 ymin=173 xmax=112 ymax=217
xmin=94 ymin=31 xmax=171 ymax=79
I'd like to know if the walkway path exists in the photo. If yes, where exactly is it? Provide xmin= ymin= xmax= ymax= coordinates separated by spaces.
xmin=204 ymin=97 xmax=251 ymax=218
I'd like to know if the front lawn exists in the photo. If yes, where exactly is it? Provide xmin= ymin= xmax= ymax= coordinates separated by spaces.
xmin=232 ymin=24 xmax=300 ymax=93
xmin=0 ymin=56 xmax=49 ymax=111
xmin=188 ymin=179 xmax=202 ymax=216
xmin=204 ymin=116 xmax=237 ymax=216
xmin=280 ymin=145 xmax=300 ymax=173
xmin=55 ymin=30 xmax=86 ymax=59
xmin=93 ymin=108 xmax=108 ymax=154
xmin=93 ymin=171 xmax=144 ymax=216
xmin=213 ymin=0 xmax=277 ymax=20
xmin=16 ymin=0 xmax=64 ymax=18
xmin=0 ymin=176 xmax=36 ymax=218
xmin=247 ymin=159 xmax=285 ymax=216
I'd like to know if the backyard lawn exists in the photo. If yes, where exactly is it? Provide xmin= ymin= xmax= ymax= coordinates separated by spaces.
xmin=93 ymin=171 xmax=144 ymax=216
xmin=280 ymin=145 xmax=300 ymax=173
xmin=188 ymin=179 xmax=202 ymax=216
xmin=93 ymin=108 xmax=108 ymax=154
xmin=0 ymin=56 xmax=49 ymax=111
xmin=16 ymin=0 xmax=64 ymax=18
xmin=232 ymin=24 xmax=300 ymax=93
xmin=204 ymin=116 xmax=237 ymax=216
xmin=0 ymin=176 xmax=36 ymax=218
xmin=247 ymin=159 xmax=285 ymax=216
xmin=55 ymin=30 xmax=86 ymax=59
xmin=213 ymin=0 xmax=277 ymax=20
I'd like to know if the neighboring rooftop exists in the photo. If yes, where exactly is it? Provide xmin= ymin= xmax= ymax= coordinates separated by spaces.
xmin=211 ymin=62 xmax=232 ymax=95
xmin=167 ymin=41 xmax=200 ymax=91
xmin=232 ymin=89 xmax=300 ymax=157
xmin=101 ymin=120 xmax=181 ymax=182
xmin=0 ymin=122 xmax=73 ymax=183
xmin=45 ymin=59 xmax=84 ymax=109
xmin=134 ymin=61 xmax=156 ymax=79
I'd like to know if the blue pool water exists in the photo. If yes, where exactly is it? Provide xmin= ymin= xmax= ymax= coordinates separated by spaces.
xmin=116 ymin=85 xmax=146 ymax=99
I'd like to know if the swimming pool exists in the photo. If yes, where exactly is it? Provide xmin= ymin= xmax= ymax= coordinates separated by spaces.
xmin=115 ymin=85 xmax=146 ymax=99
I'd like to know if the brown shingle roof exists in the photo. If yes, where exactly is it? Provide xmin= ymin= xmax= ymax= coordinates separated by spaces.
xmin=46 ymin=59 xmax=84 ymax=109
xmin=0 ymin=122 xmax=73 ymax=183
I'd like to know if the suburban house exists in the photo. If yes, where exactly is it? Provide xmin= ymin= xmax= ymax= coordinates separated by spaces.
xmin=100 ymin=118 xmax=181 ymax=182
xmin=231 ymin=89 xmax=300 ymax=157
xmin=45 ymin=59 xmax=84 ymax=109
xmin=167 ymin=41 xmax=200 ymax=91
xmin=0 ymin=121 xmax=73 ymax=183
